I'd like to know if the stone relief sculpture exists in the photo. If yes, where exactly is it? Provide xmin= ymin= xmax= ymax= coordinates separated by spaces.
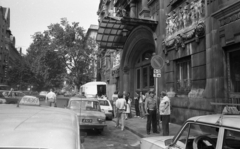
xmin=166 ymin=0 xmax=205 ymax=37
xmin=162 ymin=21 xmax=205 ymax=54
xmin=183 ymin=2 xmax=190 ymax=28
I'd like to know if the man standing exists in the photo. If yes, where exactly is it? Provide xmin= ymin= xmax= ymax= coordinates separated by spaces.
xmin=145 ymin=90 xmax=158 ymax=135
xmin=115 ymin=93 xmax=126 ymax=131
xmin=159 ymin=91 xmax=171 ymax=136
xmin=45 ymin=89 xmax=57 ymax=107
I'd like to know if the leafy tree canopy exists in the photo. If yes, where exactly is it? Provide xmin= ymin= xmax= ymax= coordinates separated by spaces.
xmin=23 ymin=18 xmax=96 ymax=91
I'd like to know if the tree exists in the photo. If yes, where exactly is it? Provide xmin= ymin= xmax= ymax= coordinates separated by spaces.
xmin=25 ymin=31 xmax=66 ymax=91
xmin=25 ymin=18 xmax=97 ymax=91
xmin=47 ymin=18 xmax=96 ymax=90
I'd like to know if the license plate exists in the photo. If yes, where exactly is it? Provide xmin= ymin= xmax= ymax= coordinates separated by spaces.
xmin=82 ymin=119 xmax=92 ymax=123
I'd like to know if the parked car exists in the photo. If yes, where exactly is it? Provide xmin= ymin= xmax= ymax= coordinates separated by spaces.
xmin=38 ymin=91 xmax=48 ymax=101
xmin=0 ymin=102 xmax=84 ymax=149
xmin=0 ymin=91 xmax=25 ymax=104
xmin=0 ymin=84 xmax=10 ymax=91
xmin=66 ymin=96 xmax=106 ymax=133
xmin=64 ymin=91 xmax=76 ymax=97
xmin=140 ymin=104 xmax=240 ymax=149
xmin=98 ymin=98 xmax=113 ymax=120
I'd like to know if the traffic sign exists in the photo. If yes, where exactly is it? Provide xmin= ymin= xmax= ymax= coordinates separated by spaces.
xmin=151 ymin=55 xmax=164 ymax=69
xmin=153 ymin=74 xmax=161 ymax=77
xmin=154 ymin=69 xmax=161 ymax=74
xmin=153 ymin=69 xmax=161 ymax=78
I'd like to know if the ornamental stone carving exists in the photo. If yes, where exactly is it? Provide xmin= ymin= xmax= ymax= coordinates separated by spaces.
xmin=166 ymin=0 xmax=205 ymax=37
xmin=162 ymin=21 xmax=205 ymax=54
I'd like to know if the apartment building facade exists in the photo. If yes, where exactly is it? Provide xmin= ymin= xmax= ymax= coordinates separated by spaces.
xmin=0 ymin=6 xmax=23 ymax=85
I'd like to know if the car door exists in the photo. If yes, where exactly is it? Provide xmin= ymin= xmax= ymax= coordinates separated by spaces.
xmin=168 ymin=122 xmax=220 ymax=149
xmin=218 ymin=127 xmax=240 ymax=149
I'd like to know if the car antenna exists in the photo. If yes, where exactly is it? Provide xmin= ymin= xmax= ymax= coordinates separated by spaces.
xmin=211 ymin=102 xmax=240 ymax=125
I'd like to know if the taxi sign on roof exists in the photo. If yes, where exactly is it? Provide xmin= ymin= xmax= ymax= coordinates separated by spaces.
xmin=19 ymin=96 xmax=40 ymax=106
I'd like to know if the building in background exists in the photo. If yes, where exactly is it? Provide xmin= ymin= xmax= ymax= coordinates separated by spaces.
xmin=96 ymin=0 xmax=240 ymax=124
xmin=0 ymin=5 xmax=23 ymax=85
xmin=86 ymin=24 xmax=99 ymax=82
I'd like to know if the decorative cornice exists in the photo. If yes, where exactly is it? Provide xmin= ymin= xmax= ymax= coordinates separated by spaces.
xmin=212 ymin=1 xmax=240 ymax=19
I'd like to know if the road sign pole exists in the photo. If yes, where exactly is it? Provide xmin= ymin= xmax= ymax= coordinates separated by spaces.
xmin=156 ymin=77 xmax=158 ymax=100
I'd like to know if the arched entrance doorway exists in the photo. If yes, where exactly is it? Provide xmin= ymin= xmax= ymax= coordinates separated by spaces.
xmin=120 ymin=26 xmax=156 ymax=97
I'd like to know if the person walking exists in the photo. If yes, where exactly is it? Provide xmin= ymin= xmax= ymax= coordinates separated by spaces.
xmin=112 ymin=91 xmax=118 ymax=118
xmin=159 ymin=91 xmax=171 ymax=136
xmin=139 ymin=91 xmax=145 ymax=119
xmin=115 ymin=93 xmax=127 ymax=131
xmin=134 ymin=91 xmax=140 ymax=117
xmin=145 ymin=90 xmax=159 ymax=135
xmin=45 ymin=89 xmax=57 ymax=107
xmin=125 ymin=92 xmax=132 ymax=119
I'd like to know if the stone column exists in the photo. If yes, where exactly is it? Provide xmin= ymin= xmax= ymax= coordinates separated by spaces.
xmin=129 ymin=0 xmax=136 ymax=18
xmin=139 ymin=0 xmax=150 ymax=18
xmin=205 ymin=0 xmax=225 ymax=107
xmin=122 ymin=66 xmax=130 ymax=92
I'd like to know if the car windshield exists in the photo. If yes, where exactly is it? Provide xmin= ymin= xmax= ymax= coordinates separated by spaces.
xmin=99 ymin=100 xmax=109 ymax=106
xmin=70 ymin=100 xmax=100 ymax=111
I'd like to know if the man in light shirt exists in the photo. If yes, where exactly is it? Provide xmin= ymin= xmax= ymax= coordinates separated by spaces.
xmin=159 ymin=91 xmax=171 ymax=136
xmin=115 ymin=93 xmax=126 ymax=131
xmin=45 ymin=89 xmax=57 ymax=107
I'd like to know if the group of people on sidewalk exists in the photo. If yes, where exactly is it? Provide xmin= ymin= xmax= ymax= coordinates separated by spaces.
xmin=112 ymin=89 xmax=171 ymax=136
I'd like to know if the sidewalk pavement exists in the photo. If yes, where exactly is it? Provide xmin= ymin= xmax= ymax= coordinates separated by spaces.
xmin=112 ymin=107 xmax=182 ymax=138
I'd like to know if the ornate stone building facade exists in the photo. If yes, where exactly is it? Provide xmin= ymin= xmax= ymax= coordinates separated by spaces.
xmin=97 ymin=0 xmax=240 ymax=123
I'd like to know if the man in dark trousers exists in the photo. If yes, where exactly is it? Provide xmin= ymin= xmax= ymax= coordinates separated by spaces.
xmin=145 ymin=90 xmax=159 ymax=135
xmin=159 ymin=91 xmax=171 ymax=136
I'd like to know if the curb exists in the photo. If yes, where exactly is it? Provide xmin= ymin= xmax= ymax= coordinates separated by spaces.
xmin=112 ymin=119 xmax=144 ymax=138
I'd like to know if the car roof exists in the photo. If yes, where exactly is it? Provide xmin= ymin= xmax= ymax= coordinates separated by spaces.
xmin=187 ymin=114 xmax=240 ymax=129
xmin=82 ymin=81 xmax=106 ymax=86
xmin=97 ymin=98 xmax=108 ymax=101
xmin=0 ymin=104 xmax=80 ymax=149
xmin=69 ymin=96 xmax=98 ymax=102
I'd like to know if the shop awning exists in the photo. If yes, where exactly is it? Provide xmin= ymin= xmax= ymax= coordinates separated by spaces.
xmin=96 ymin=16 xmax=158 ymax=49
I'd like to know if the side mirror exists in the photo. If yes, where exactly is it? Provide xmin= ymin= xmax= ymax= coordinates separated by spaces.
xmin=165 ymin=138 xmax=173 ymax=146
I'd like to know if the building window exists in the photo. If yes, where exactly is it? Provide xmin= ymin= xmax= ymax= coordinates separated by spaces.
xmin=176 ymin=57 xmax=191 ymax=94
xmin=137 ymin=69 xmax=140 ymax=89
xmin=142 ymin=67 xmax=148 ymax=88
xmin=229 ymin=50 xmax=240 ymax=93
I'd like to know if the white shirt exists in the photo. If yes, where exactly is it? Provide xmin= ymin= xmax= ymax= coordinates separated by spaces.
xmin=116 ymin=98 xmax=126 ymax=110
xmin=159 ymin=96 xmax=171 ymax=115
xmin=112 ymin=94 xmax=118 ymax=101
xmin=139 ymin=95 xmax=144 ymax=103
xmin=46 ymin=91 xmax=56 ymax=102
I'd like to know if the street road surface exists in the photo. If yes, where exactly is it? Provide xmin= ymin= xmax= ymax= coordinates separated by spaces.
xmin=82 ymin=121 xmax=140 ymax=149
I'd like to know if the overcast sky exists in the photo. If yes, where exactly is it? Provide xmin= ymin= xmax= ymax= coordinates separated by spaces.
xmin=0 ymin=0 xmax=99 ymax=54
